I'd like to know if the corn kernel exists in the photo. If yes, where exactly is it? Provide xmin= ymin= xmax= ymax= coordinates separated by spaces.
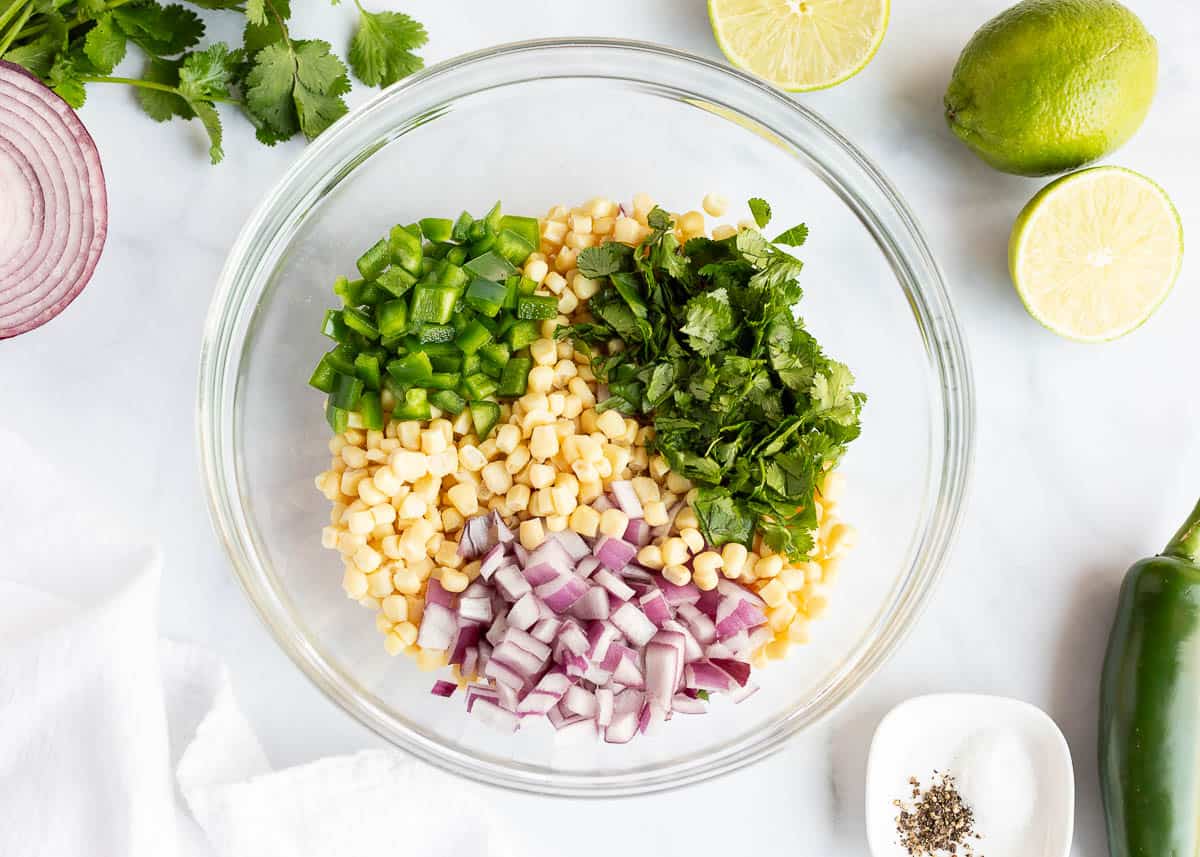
xmin=388 ymin=450 xmax=428 ymax=483
xmin=441 ymin=569 xmax=470 ymax=593
xmin=459 ymin=444 xmax=487 ymax=472
xmin=569 ymin=505 xmax=601 ymax=537
xmin=347 ymin=510 xmax=374 ymax=535
xmin=527 ymin=462 xmax=555 ymax=489
xmin=679 ymin=528 xmax=705 ymax=554
xmin=441 ymin=507 xmax=465 ymax=534
xmin=827 ymin=523 xmax=857 ymax=556
xmin=321 ymin=526 xmax=340 ymax=549
xmin=598 ymin=508 xmax=629 ymax=538
xmin=495 ymin=424 xmax=521 ymax=454
xmin=631 ymin=476 xmax=661 ymax=504
xmin=505 ymin=445 xmax=531 ymax=475
xmin=519 ymin=519 xmax=545 ymax=550
xmin=693 ymin=566 xmax=719 ymax=591
xmin=643 ymin=500 xmax=668 ymax=527
xmin=721 ymin=542 xmax=748 ymax=578
xmin=396 ymin=493 xmax=427 ymax=521
xmin=506 ymin=483 xmax=531 ymax=512
xmin=661 ymin=537 xmax=689 ymax=567
xmin=545 ymin=514 xmax=568 ymax=532
xmin=613 ymin=217 xmax=641 ymax=245
xmin=558 ymin=291 xmax=579 ymax=314
xmin=679 ymin=210 xmax=705 ymax=236
xmin=529 ymin=425 xmax=560 ymax=460
xmin=420 ymin=429 xmax=447 ymax=455
xmin=662 ymin=564 xmax=692 ymax=586
xmin=446 ymin=482 xmax=479 ymax=516
xmin=712 ymin=224 xmax=737 ymax=241
xmin=481 ymin=461 xmax=513 ymax=494
xmin=357 ymin=478 xmax=387 ymax=506
xmin=637 ymin=544 xmax=664 ymax=570
xmin=596 ymin=409 xmax=626 ymax=439
xmin=341 ymin=445 xmax=367 ymax=469
xmin=381 ymin=595 xmax=408 ymax=623
xmin=366 ymin=570 xmax=394 ymax=598
xmin=765 ymin=638 xmax=790 ymax=661
xmin=755 ymin=553 xmax=784 ymax=579
xmin=530 ymin=487 xmax=555 ymax=517
xmin=524 ymin=258 xmax=549 ymax=285
xmin=780 ymin=567 xmax=806 ymax=591
xmin=674 ymin=506 xmax=699 ymax=531
xmin=353 ymin=545 xmax=382 ymax=573
xmin=342 ymin=567 xmax=368 ymax=598
xmin=542 ymin=220 xmax=567 ymax=244
xmin=759 ymin=578 xmax=789 ymax=607
xmin=702 ymin=193 xmax=728 ymax=217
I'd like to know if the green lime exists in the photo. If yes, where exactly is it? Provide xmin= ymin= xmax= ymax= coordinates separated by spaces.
xmin=1009 ymin=166 xmax=1183 ymax=342
xmin=708 ymin=0 xmax=889 ymax=92
xmin=945 ymin=0 xmax=1157 ymax=177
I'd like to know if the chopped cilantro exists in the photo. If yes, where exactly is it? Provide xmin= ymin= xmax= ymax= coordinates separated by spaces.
xmin=748 ymin=197 xmax=772 ymax=228
xmin=558 ymin=199 xmax=865 ymax=562
xmin=774 ymin=223 xmax=810 ymax=246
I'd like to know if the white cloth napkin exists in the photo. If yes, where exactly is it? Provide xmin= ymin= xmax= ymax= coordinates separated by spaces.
xmin=0 ymin=429 xmax=523 ymax=857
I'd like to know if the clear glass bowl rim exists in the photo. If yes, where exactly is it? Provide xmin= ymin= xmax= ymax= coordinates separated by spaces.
xmin=198 ymin=37 xmax=975 ymax=797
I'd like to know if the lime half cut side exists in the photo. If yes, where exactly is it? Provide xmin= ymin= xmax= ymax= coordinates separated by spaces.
xmin=1009 ymin=166 xmax=1183 ymax=342
xmin=709 ymin=0 xmax=890 ymax=92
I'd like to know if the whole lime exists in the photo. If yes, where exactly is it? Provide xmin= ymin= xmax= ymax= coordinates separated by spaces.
xmin=944 ymin=0 xmax=1157 ymax=177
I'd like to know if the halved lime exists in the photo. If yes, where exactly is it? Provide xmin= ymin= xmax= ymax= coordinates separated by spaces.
xmin=1009 ymin=166 xmax=1183 ymax=342
xmin=709 ymin=0 xmax=889 ymax=92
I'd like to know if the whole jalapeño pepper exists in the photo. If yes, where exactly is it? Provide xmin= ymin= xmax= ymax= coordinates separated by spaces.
xmin=1099 ymin=497 xmax=1200 ymax=857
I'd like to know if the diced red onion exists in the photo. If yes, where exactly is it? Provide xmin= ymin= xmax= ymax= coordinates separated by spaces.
xmin=512 ymin=543 xmax=530 ymax=566
xmin=461 ymin=646 xmax=478 ymax=679
xmin=536 ymin=575 xmax=589 ymax=613
xmin=610 ymin=481 xmax=644 ymax=519
xmin=623 ymin=518 xmax=652 ymax=546
xmin=517 ymin=691 xmax=561 ymax=714
xmin=676 ymin=603 xmax=717 ymax=644
xmin=575 ymin=556 xmax=601 ymax=579
xmin=457 ymin=515 xmax=492 ymax=559
xmin=485 ymin=612 xmax=509 ymax=646
xmin=660 ymin=577 xmax=702 ymax=607
xmin=448 ymin=623 xmax=480 ymax=666
xmin=483 ymin=657 xmax=526 ymax=690
xmin=425 ymin=578 xmax=455 ymax=609
xmin=719 ymin=578 xmax=765 ymax=607
xmin=555 ymin=718 xmax=597 ymax=739
xmin=709 ymin=657 xmax=752 ymax=687
xmin=583 ymin=663 xmax=613 ymax=685
xmin=610 ymin=602 xmax=657 ymax=647
xmin=523 ymin=560 xmax=566 ymax=587
xmin=0 ymin=62 xmax=108 ymax=339
xmin=593 ymin=535 xmax=637 ymax=571
xmin=591 ymin=494 xmax=615 ymax=513
xmin=503 ymin=627 xmax=552 ymax=661
xmin=495 ymin=681 xmax=520 ymax=712
xmin=417 ymin=603 xmax=456 ymax=650
xmin=604 ymin=711 xmax=638 ymax=744
xmin=673 ymin=693 xmax=707 ymax=713
xmin=660 ymin=619 xmax=704 ymax=661
xmin=530 ymin=617 xmax=561 ymax=644
xmin=696 ymin=586 xmax=720 ymax=618
xmin=568 ymin=586 xmax=610 ymax=620
xmin=557 ymin=619 xmax=589 ymax=655
xmin=685 ymin=660 xmax=735 ymax=692
xmin=550 ymin=529 xmax=590 ymax=561
xmin=593 ymin=568 xmax=636 ymax=601
xmin=506 ymin=592 xmax=541 ymax=631
xmin=747 ymin=626 xmax=773 ymax=651
xmin=645 ymin=637 xmax=681 ymax=713
xmin=465 ymin=685 xmax=498 ymax=713
xmin=458 ymin=596 xmax=493 ymax=624
xmin=478 ymin=544 xmax=508 ymax=580
xmin=596 ymin=688 xmax=614 ymax=727
xmin=430 ymin=680 xmax=457 ymax=697
xmin=492 ymin=643 xmax=545 ymax=677
xmin=613 ymin=688 xmax=645 ymax=714
xmin=493 ymin=566 xmax=531 ymax=602
xmin=637 ymin=702 xmax=656 ymax=734
xmin=563 ymin=685 xmax=597 ymax=717
xmin=489 ymin=510 xmax=515 ymax=544
xmin=638 ymin=590 xmax=671 ymax=627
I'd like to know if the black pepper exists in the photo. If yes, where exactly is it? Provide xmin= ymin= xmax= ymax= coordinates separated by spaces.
xmin=893 ymin=771 xmax=982 ymax=857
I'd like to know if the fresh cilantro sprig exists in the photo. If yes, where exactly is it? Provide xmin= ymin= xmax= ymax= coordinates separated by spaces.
xmin=560 ymin=200 xmax=865 ymax=562
xmin=0 ymin=0 xmax=428 ymax=163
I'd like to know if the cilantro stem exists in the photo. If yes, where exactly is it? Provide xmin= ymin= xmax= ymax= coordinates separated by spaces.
xmin=0 ymin=2 xmax=34 ymax=57
xmin=0 ymin=0 xmax=31 ymax=34
xmin=79 ymin=75 xmax=238 ymax=105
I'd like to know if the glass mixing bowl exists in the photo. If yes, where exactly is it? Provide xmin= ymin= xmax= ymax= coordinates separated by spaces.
xmin=198 ymin=39 xmax=974 ymax=797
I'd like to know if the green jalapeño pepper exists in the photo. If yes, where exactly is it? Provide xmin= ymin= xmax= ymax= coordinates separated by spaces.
xmin=1100 ymin=496 xmax=1200 ymax=857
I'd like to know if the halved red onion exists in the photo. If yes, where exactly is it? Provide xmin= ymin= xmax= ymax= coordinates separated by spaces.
xmin=0 ymin=62 xmax=107 ymax=338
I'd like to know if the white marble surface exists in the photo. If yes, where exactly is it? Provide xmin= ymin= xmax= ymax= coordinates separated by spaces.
xmin=3 ymin=1 xmax=1199 ymax=854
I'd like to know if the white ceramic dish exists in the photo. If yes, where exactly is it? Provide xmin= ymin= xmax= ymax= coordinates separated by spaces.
xmin=866 ymin=694 xmax=1074 ymax=857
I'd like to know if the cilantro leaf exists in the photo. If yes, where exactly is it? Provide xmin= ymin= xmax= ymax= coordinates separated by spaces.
xmin=136 ymin=56 xmax=194 ymax=121
xmin=748 ymin=197 xmax=771 ymax=228
xmin=48 ymin=55 xmax=86 ymax=108
xmin=774 ymin=223 xmax=809 ymax=246
xmin=734 ymin=228 xmax=770 ymax=268
xmin=680 ymin=288 xmax=735 ymax=356
xmin=646 ymin=207 xmax=673 ymax=233
xmin=577 ymin=242 xmax=633 ymax=279
xmin=693 ymin=488 xmax=756 ymax=548
xmin=243 ymin=0 xmax=290 ymax=56
xmin=191 ymin=100 xmax=224 ymax=163
xmin=811 ymin=362 xmax=862 ymax=427
xmin=292 ymin=40 xmax=350 ymax=137
xmin=178 ymin=42 xmax=237 ymax=100
xmin=113 ymin=4 xmax=205 ymax=57
xmin=245 ymin=0 xmax=267 ymax=25
xmin=83 ymin=14 xmax=127 ymax=74
xmin=348 ymin=1 xmax=427 ymax=88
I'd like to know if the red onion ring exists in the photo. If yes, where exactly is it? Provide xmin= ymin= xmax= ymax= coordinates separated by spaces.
xmin=0 ymin=61 xmax=107 ymax=338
